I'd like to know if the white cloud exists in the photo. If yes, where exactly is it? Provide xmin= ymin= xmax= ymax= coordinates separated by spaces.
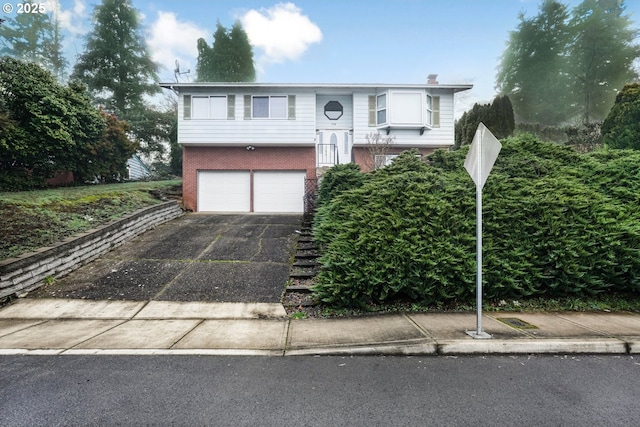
xmin=147 ymin=11 xmax=208 ymax=81
xmin=240 ymin=3 xmax=322 ymax=64
xmin=46 ymin=0 xmax=87 ymax=35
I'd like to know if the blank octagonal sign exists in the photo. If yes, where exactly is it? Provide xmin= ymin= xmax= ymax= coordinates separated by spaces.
xmin=324 ymin=101 xmax=343 ymax=120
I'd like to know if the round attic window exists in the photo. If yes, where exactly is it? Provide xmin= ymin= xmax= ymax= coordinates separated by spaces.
xmin=324 ymin=101 xmax=343 ymax=120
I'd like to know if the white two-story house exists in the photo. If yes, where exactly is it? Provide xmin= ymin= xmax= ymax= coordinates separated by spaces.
xmin=160 ymin=78 xmax=472 ymax=213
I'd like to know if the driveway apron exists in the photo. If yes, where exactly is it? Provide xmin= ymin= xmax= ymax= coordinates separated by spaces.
xmin=27 ymin=214 xmax=301 ymax=303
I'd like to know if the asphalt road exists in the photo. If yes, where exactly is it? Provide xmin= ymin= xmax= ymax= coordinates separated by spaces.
xmin=1 ymin=355 xmax=639 ymax=426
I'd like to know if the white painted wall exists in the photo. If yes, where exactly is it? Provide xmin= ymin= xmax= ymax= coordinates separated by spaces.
xmin=352 ymin=88 xmax=456 ymax=147
xmin=316 ymin=95 xmax=354 ymax=129
xmin=178 ymin=87 xmax=316 ymax=145
xmin=176 ymin=85 xmax=458 ymax=149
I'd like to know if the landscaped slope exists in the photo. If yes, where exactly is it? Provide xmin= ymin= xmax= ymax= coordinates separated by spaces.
xmin=0 ymin=180 xmax=181 ymax=260
xmin=313 ymin=136 xmax=640 ymax=308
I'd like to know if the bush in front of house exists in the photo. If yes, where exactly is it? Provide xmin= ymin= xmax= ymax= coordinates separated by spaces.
xmin=312 ymin=137 xmax=640 ymax=308
xmin=315 ymin=163 xmax=367 ymax=209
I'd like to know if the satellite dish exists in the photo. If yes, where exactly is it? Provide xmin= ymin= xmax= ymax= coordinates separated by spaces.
xmin=174 ymin=59 xmax=191 ymax=82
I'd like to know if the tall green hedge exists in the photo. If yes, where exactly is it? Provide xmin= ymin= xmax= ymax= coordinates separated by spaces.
xmin=312 ymin=137 xmax=640 ymax=308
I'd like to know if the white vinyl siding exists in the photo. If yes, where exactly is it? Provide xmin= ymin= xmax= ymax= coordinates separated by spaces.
xmin=176 ymin=86 xmax=458 ymax=148
xmin=180 ymin=90 xmax=315 ymax=145
xmin=351 ymin=90 xmax=456 ymax=147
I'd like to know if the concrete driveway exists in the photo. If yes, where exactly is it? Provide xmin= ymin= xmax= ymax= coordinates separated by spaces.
xmin=28 ymin=214 xmax=301 ymax=303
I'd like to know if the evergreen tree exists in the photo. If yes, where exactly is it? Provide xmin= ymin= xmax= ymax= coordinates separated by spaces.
xmin=497 ymin=0 xmax=640 ymax=126
xmin=0 ymin=1 xmax=67 ymax=80
xmin=72 ymin=0 xmax=159 ymax=116
xmin=569 ymin=0 xmax=640 ymax=124
xmin=496 ymin=0 xmax=573 ymax=126
xmin=455 ymin=96 xmax=515 ymax=147
xmin=196 ymin=21 xmax=255 ymax=82
xmin=602 ymin=82 xmax=640 ymax=149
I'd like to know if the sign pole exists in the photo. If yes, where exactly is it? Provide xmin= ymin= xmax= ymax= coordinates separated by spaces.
xmin=465 ymin=124 xmax=493 ymax=339
xmin=476 ymin=139 xmax=483 ymax=336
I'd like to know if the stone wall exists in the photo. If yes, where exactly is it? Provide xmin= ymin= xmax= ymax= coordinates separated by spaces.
xmin=0 ymin=201 xmax=183 ymax=299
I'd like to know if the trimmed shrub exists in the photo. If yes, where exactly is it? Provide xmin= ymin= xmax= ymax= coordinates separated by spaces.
xmin=316 ymin=163 xmax=367 ymax=209
xmin=313 ymin=137 xmax=640 ymax=308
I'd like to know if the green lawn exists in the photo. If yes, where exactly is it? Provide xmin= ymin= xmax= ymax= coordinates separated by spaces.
xmin=0 ymin=180 xmax=181 ymax=260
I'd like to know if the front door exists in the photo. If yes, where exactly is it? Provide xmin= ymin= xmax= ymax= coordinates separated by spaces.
xmin=317 ymin=129 xmax=351 ymax=166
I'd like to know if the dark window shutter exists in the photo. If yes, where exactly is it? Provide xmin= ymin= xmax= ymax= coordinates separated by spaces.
xmin=288 ymin=95 xmax=296 ymax=120
xmin=368 ymin=95 xmax=376 ymax=126
xmin=227 ymin=95 xmax=235 ymax=119
xmin=244 ymin=95 xmax=252 ymax=119
xmin=433 ymin=96 xmax=440 ymax=127
xmin=184 ymin=95 xmax=191 ymax=119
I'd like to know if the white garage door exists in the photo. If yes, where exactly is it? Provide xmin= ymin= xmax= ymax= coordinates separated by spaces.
xmin=198 ymin=171 xmax=250 ymax=212
xmin=253 ymin=171 xmax=306 ymax=213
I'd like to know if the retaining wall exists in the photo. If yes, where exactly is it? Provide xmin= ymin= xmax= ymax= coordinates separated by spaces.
xmin=0 ymin=201 xmax=184 ymax=299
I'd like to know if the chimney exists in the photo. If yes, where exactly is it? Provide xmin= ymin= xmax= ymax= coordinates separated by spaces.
xmin=427 ymin=74 xmax=439 ymax=84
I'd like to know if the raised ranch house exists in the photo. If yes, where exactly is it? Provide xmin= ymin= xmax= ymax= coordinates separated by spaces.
xmin=160 ymin=77 xmax=472 ymax=213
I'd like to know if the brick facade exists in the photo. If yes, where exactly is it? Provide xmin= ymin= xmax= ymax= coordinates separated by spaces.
xmin=182 ymin=146 xmax=316 ymax=211
xmin=353 ymin=146 xmax=438 ymax=172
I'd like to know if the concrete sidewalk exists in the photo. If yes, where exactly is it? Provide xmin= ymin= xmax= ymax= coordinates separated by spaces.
xmin=0 ymin=299 xmax=639 ymax=356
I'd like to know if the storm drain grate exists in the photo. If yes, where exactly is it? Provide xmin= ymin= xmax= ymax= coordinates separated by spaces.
xmin=497 ymin=317 xmax=538 ymax=329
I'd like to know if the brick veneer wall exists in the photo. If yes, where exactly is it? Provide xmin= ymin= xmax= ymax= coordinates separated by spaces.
xmin=182 ymin=146 xmax=316 ymax=211
xmin=0 ymin=201 xmax=183 ymax=299
xmin=353 ymin=147 xmax=439 ymax=172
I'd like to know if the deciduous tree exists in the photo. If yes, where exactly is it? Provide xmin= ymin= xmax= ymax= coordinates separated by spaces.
xmin=0 ymin=58 xmax=105 ymax=189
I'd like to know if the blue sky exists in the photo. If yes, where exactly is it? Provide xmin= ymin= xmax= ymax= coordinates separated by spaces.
xmin=5 ymin=0 xmax=640 ymax=111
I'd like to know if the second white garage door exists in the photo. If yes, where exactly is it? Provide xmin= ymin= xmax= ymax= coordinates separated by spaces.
xmin=253 ymin=171 xmax=306 ymax=213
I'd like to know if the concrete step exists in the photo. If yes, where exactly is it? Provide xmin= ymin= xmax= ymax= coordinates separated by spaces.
xmin=293 ymin=260 xmax=319 ymax=268
xmin=285 ymin=285 xmax=314 ymax=293
xmin=289 ymin=271 xmax=317 ymax=279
